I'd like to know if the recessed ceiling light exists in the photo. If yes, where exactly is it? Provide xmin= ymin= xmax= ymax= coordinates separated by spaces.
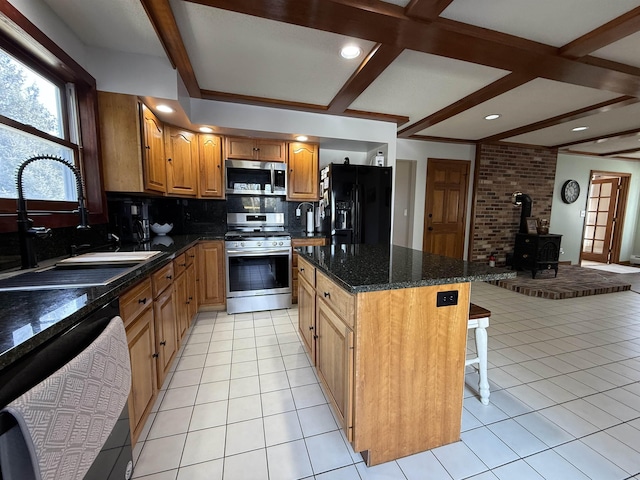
xmin=199 ymin=127 xmax=213 ymax=133
xmin=340 ymin=45 xmax=362 ymax=59
xmin=156 ymin=104 xmax=174 ymax=113
xmin=296 ymin=135 xmax=308 ymax=142
xmin=572 ymin=126 xmax=588 ymax=132
xmin=595 ymin=138 xmax=608 ymax=144
xmin=484 ymin=114 xmax=501 ymax=120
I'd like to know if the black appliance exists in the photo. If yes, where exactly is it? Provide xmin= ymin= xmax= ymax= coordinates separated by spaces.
xmin=108 ymin=199 xmax=151 ymax=244
xmin=320 ymin=164 xmax=392 ymax=245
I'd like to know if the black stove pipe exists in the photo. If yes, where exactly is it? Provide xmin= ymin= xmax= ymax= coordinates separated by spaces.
xmin=514 ymin=193 xmax=532 ymax=234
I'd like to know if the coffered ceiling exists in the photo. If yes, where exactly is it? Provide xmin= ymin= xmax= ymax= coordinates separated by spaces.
xmin=40 ymin=0 xmax=640 ymax=158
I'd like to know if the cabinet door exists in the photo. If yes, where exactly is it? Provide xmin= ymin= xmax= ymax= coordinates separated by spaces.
xmin=153 ymin=286 xmax=177 ymax=388
xmin=316 ymin=298 xmax=354 ymax=440
xmin=256 ymin=140 xmax=286 ymax=162
xmin=98 ymin=92 xmax=145 ymax=192
xmin=199 ymin=133 xmax=224 ymax=198
xmin=142 ymin=104 xmax=166 ymax=193
xmin=186 ymin=262 xmax=197 ymax=324
xmin=298 ymin=275 xmax=316 ymax=364
xmin=174 ymin=272 xmax=189 ymax=340
xmin=226 ymin=137 xmax=256 ymax=159
xmin=288 ymin=142 xmax=319 ymax=200
xmin=165 ymin=127 xmax=199 ymax=196
xmin=126 ymin=307 xmax=157 ymax=445
xmin=198 ymin=241 xmax=225 ymax=306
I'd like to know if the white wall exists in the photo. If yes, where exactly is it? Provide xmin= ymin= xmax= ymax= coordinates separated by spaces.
xmin=551 ymin=152 xmax=640 ymax=264
xmin=396 ymin=139 xmax=476 ymax=252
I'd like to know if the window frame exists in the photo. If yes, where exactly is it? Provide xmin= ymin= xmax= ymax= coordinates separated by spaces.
xmin=0 ymin=2 xmax=106 ymax=233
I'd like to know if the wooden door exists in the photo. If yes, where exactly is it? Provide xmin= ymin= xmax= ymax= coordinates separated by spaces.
xmin=153 ymin=286 xmax=177 ymax=387
xmin=582 ymin=177 xmax=618 ymax=263
xmin=423 ymin=159 xmax=470 ymax=258
xmin=126 ymin=307 xmax=157 ymax=445
xmin=226 ymin=137 xmax=256 ymax=159
xmin=174 ymin=272 xmax=188 ymax=340
xmin=288 ymin=142 xmax=319 ymax=200
xmin=186 ymin=262 xmax=197 ymax=325
xmin=165 ymin=127 xmax=198 ymax=196
xmin=141 ymin=104 xmax=166 ymax=193
xmin=199 ymin=134 xmax=224 ymax=198
xmin=298 ymin=275 xmax=316 ymax=363
xmin=316 ymin=298 xmax=354 ymax=440
xmin=198 ymin=241 xmax=226 ymax=306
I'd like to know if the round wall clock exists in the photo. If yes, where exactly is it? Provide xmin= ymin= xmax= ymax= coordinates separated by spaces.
xmin=561 ymin=179 xmax=580 ymax=204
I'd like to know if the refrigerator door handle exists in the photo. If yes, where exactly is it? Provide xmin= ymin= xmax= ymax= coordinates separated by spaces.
xmin=354 ymin=186 xmax=360 ymax=244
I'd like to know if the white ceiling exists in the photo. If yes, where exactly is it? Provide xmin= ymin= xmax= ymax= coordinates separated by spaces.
xmin=39 ymin=0 xmax=640 ymax=159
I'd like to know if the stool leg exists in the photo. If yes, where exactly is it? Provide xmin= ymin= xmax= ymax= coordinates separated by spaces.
xmin=475 ymin=325 xmax=490 ymax=405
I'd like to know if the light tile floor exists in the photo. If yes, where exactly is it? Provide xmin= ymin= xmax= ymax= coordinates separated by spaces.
xmin=132 ymin=281 xmax=640 ymax=479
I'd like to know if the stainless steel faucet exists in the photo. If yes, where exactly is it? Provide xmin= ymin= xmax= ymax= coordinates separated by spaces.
xmin=16 ymin=154 xmax=90 ymax=269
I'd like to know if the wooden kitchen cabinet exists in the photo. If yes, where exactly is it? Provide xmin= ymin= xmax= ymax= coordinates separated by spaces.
xmin=199 ymin=133 xmax=224 ymax=198
xmin=287 ymin=142 xmax=319 ymax=201
xmin=98 ymin=92 xmax=166 ymax=193
xmin=226 ymin=136 xmax=286 ymax=162
xmin=292 ymin=237 xmax=326 ymax=303
xmin=174 ymin=254 xmax=189 ymax=341
xmin=165 ymin=126 xmax=199 ymax=196
xmin=120 ymin=278 xmax=157 ymax=446
xmin=152 ymin=262 xmax=178 ymax=388
xmin=316 ymin=296 xmax=354 ymax=439
xmin=198 ymin=241 xmax=225 ymax=307
xmin=186 ymin=247 xmax=198 ymax=321
xmin=297 ymin=256 xmax=316 ymax=363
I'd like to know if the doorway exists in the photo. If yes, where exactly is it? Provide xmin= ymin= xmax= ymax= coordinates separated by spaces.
xmin=392 ymin=160 xmax=416 ymax=248
xmin=580 ymin=171 xmax=630 ymax=265
xmin=422 ymin=159 xmax=470 ymax=259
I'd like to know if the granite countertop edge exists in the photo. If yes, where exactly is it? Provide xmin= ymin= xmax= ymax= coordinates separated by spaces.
xmin=0 ymin=234 xmax=225 ymax=371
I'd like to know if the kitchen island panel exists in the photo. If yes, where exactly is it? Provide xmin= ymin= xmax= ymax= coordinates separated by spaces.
xmin=353 ymin=282 xmax=470 ymax=465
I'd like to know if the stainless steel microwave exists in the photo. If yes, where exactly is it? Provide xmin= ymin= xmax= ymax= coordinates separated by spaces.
xmin=225 ymin=159 xmax=287 ymax=196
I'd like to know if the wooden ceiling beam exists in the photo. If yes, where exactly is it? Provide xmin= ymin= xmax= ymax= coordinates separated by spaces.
xmin=327 ymin=43 xmax=403 ymax=114
xmin=560 ymin=6 xmax=640 ymax=58
xmin=140 ymin=0 xmax=200 ymax=98
xmin=404 ymin=0 xmax=454 ymax=21
xmin=601 ymin=146 xmax=640 ymax=157
xmin=553 ymin=127 xmax=640 ymax=149
xmin=480 ymin=96 xmax=640 ymax=143
xmin=397 ymin=72 xmax=532 ymax=138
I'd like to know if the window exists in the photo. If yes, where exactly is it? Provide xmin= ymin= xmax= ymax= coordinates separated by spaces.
xmin=0 ymin=47 xmax=78 ymax=202
xmin=0 ymin=1 xmax=106 ymax=234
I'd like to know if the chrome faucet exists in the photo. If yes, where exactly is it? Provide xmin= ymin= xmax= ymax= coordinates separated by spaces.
xmin=16 ymin=155 xmax=90 ymax=269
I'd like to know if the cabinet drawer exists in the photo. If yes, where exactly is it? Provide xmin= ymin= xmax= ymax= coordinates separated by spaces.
xmin=152 ymin=262 xmax=174 ymax=297
xmin=174 ymin=252 xmax=187 ymax=277
xmin=120 ymin=277 xmax=153 ymax=326
xmin=316 ymin=271 xmax=354 ymax=327
xmin=185 ymin=247 xmax=196 ymax=267
xmin=298 ymin=257 xmax=316 ymax=287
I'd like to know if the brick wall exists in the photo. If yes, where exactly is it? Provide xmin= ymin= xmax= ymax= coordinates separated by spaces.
xmin=472 ymin=143 xmax=558 ymax=265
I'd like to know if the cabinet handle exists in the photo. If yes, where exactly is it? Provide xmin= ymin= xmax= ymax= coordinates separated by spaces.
xmin=188 ymin=296 xmax=193 ymax=300
xmin=323 ymin=292 xmax=330 ymax=298
xmin=145 ymin=145 xmax=150 ymax=150
xmin=309 ymin=326 xmax=314 ymax=330
xmin=523 ymin=254 xmax=528 ymax=259
xmin=299 ymin=268 xmax=304 ymax=272
xmin=313 ymin=334 xmax=318 ymax=340
xmin=180 ymin=262 xmax=187 ymax=267
xmin=166 ymin=275 xmax=172 ymax=280
xmin=189 ymin=254 xmax=195 ymax=258
xmin=138 ymin=297 xmax=147 ymax=305
xmin=160 ymin=340 xmax=166 ymax=346
xmin=167 ymin=158 xmax=172 ymax=162
xmin=152 ymin=352 xmax=159 ymax=358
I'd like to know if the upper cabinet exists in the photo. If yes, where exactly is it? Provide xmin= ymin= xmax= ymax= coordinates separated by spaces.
xmin=142 ymin=105 xmax=167 ymax=193
xmin=164 ymin=126 xmax=199 ymax=197
xmin=199 ymin=134 xmax=224 ymax=198
xmin=287 ymin=142 xmax=319 ymax=201
xmin=226 ymin=136 xmax=286 ymax=162
xmin=98 ymin=92 xmax=166 ymax=194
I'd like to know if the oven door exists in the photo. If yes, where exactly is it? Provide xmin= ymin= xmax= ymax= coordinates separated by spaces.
xmin=225 ymin=246 xmax=292 ymax=313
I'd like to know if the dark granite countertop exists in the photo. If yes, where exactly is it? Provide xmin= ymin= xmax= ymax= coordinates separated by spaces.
xmin=0 ymin=234 xmax=224 ymax=372
xmin=288 ymin=231 xmax=329 ymax=241
xmin=297 ymin=244 xmax=516 ymax=293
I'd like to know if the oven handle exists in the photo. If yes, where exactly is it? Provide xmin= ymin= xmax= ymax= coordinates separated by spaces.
xmin=226 ymin=248 xmax=291 ymax=257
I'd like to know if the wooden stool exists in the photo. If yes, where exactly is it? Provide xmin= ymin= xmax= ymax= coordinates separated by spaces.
xmin=467 ymin=303 xmax=491 ymax=405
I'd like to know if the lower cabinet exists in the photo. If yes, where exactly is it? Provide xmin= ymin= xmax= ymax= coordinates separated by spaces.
xmin=292 ymin=237 xmax=327 ymax=303
xmin=297 ymin=261 xmax=316 ymax=362
xmin=121 ymin=279 xmax=157 ymax=446
xmin=198 ymin=241 xmax=225 ymax=307
xmin=153 ymin=284 xmax=178 ymax=387
xmin=316 ymin=297 xmax=354 ymax=439
xmin=174 ymin=267 xmax=189 ymax=341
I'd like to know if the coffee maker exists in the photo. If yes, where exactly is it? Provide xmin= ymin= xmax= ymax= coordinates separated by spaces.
xmin=109 ymin=199 xmax=151 ymax=244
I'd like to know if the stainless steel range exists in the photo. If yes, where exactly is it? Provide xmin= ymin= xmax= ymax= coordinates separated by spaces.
xmin=225 ymin=196 xmax=292 ymax=314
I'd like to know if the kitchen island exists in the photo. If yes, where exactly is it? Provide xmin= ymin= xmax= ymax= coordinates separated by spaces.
xmin=296 ymin=244 xmax=515 ymax=466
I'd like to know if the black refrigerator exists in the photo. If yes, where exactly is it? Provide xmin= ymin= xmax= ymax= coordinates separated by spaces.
xmin=320 ymin=163 xmax=392 ymax=245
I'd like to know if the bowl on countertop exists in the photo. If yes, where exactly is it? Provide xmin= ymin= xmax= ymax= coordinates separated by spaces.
xmin=150 ymin=223 xmax=173 ymax=236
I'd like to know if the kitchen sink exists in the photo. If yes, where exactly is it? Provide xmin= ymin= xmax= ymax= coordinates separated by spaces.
xmin=0 ymin=251 xmax=163 ymax=292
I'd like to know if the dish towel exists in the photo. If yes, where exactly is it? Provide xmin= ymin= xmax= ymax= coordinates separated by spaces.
xmin=0 ymin=316 xmax=131 ymax=480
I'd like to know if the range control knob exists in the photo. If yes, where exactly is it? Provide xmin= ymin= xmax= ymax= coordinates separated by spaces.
xmin=257 ymin=241 xmax=262 ymax=246
xmin=279 ymin=241 xmax=284 ymax=246
xmin=240 ymin=242 xmax=245 ymax=247
xmin=272 ymin=241 xmax=277 ymax=246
